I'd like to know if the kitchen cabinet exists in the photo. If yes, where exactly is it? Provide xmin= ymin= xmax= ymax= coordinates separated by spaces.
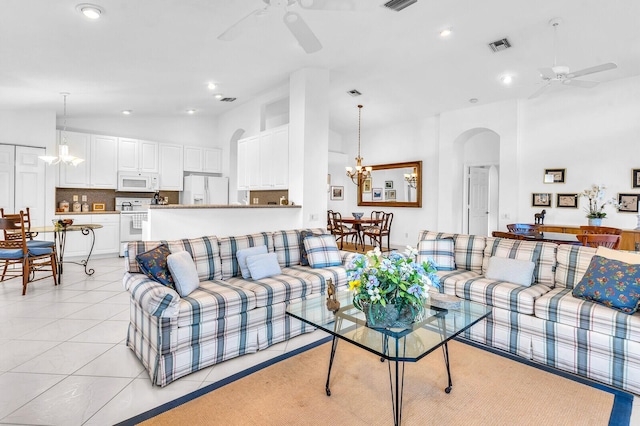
xmin=58 ymin=131 xmax=118 ymax=189
xmin=237 ymin=125 xmax=289 ymax=190
xmin=158 ymin=143 xmax=184 ymax=190
xmin=89 ymin=135 xmax=118 ymax=188
xmin=184 ymin=146 xmax=222 ymax=173
xmin=56 ymin=214 xmax=120 ymax=258
xmin=118 ymin=138 xmax=158 ymax=173
xmin=58 ymin=131 xmax=91 ymax=188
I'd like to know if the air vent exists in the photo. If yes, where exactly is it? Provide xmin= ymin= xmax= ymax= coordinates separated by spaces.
xmin=347 ymin=89 xmax=362 ymax=97
xmin=219 ymin=97 xmax=237 ymax=102
xmin=488 ymin=38 xmax=512 ymax=53
xmin=382 ymin=0 xmax=418 ymax=12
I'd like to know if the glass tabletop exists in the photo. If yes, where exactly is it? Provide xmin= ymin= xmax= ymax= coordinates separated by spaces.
xmin=287 ymin=291 xmax=491 ymax=362
xmin=29 ymin=224 xmax=103 ymax=233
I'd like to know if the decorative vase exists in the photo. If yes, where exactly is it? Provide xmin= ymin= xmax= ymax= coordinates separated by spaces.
xmin=359 ymin=302 xmax=424 ymax=329
xmin=588 ymin=218 xmax=603 ymax=226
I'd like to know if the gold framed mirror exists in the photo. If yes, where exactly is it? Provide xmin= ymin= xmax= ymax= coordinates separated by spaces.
xmin=357 ymin=161 xmax=422 ymax=208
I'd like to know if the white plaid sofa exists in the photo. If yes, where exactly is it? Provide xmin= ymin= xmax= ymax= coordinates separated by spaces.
xmin=419 ymin=230 xmax=640 ymax=395
xmin=123 ymin=229 xmax=354 ymax=387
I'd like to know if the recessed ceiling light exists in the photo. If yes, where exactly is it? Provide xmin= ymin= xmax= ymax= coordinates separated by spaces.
xmin=186 ymin=109 xmax=196 ymax=114
xmin=439 ymin=28 xmax=452 ymax=38
xmin=500 ymin=74 xmax=513 ymax=85
xmin=76 ymin=3 xmax=103 ymax=19
xmin=122 ymin=110 xmax=132 ymax=115
xmin=469 ymin=98 xmax=479 ymax=103
xmin=214 ymin=94 xmax=223 ymax=99
xmin=207 ymin=82 xmax=217 ymax=90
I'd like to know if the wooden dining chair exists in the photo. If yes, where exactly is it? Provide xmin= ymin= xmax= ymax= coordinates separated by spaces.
xmin=506 ymin=223 xmax=539 ymax=235
xmin=492 ymin=231 xmax=527 ymax=240
xmin=579 ymin=226 xmax=623 ymax=235
xmin=0 ymin=213 xmax=58 ymax=295
xmin=329 ymin=211 xmax=359 ymax=250
xmin=327 ymin=210 xmax=335 ymax=234
xmin=363 ymin=211 xmax=393 ymax=251
xmin=576 ymin=234 xmax=621 ymax=250
xmin=0 ymin=207 xmax=55 ymax=249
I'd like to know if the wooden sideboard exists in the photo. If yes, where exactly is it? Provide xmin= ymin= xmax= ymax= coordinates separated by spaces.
xmin=538 ymin=225 xmax=640 ymax=251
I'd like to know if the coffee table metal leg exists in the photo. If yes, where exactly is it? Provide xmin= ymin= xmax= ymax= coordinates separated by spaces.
xmin=325 ymin=335 xmax=340 ymax=396
xmin=442 ymin=341 xmax=453 ymax=393
xmin=386 ymin=336 xmax=407 ymax=426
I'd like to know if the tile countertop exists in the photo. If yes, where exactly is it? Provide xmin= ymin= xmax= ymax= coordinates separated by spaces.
xmin=55 ymin=211 xmax=120 ymax=215
xmin=148 ymin=204 xmax=301 ymax=209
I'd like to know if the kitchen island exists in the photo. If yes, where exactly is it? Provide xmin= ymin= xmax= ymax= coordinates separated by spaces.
xmin=144 ymin=204 xmax=303 ymax=240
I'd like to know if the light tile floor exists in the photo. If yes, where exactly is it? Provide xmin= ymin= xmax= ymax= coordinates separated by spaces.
xmin=0 ymin=255 xmax=637 ymax=425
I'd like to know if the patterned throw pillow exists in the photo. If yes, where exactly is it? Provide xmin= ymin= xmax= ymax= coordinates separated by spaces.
xmin=303 ymin=235 xmax=342 ymax=268
xmin=299 ymin=230 xmax=323 ymax=266
xmin=417 ymin=239 xmax=455 ymax=271
xmin=573 ymin=255 xmax=640 ymax=314
xmin=136 ymin=244 xmax=175 ymax=289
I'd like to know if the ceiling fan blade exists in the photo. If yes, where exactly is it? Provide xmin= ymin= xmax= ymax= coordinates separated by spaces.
xmin=538 ymin=67 xmax=556 ymax=80
xmin=562 ymin=79 xmax=599 ymax=88
xmin=529 ymin=82 xmax=551 ymax=99
xmin=217 ymin=8 xmax=266 ymax=41
xmin=567 ymin=62 xmax=617 ymax=79
xmin=283 ymin=11 xmax=322 ymax=53
xmin=298 ymin=0 xmax=358 ymax=10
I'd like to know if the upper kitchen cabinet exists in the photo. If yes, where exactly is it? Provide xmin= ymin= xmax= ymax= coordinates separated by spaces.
xmin=118 ymin=138 xmax=158 ymax=173
xmin=158 ymin=143 xmax=184 ymax=190
xmin=184 ymin=146 xmax=222 ymax=173
xmin=89 ymin=135 xmax=118 ymax=188
xmin=237 ymin=125 xmax=289 ymax=191
xmin=58 ymin=131 xmax=91 ymax=188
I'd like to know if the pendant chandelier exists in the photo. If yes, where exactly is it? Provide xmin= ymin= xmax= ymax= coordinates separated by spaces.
xmin=404 ymin=167 xmax=418 ymax=189
xmin=345 ymin=104 xmax=372 ymax=185
xmin=39 ymin=93 xmax=84 ymax=166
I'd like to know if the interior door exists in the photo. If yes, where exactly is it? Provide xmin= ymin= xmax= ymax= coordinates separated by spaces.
xmin=15 ymin=146 xmax=46 ymax=227
xmin=468 ymin=166 xmax=490 ymax=236
xmin=0 ymin=145 xmax=15 ymax=213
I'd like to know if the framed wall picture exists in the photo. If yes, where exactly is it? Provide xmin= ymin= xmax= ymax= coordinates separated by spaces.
xmin=385 ymin=180 xmax=394 ymax=189
xmin=531 ymin=193 xmax=552 ymax=207
xmin=372 ymin=188 xmax=383 ymax=201
xmin=618 ymin=193 xmax=639 ymax=213
xmin=362 ymin=178 xmax=372 ymax=193
xmin=632 ymin=169 xmax=640 ymax=188
xmin=330 ymin=186 xmax=344 ymax=200
xmin=385 ymin=189 xmax=397 ymax=200
xmin=544 ymin=168 xmax=566 ymax=183
xmin=556 ymin=193 xmax=578 ymax=208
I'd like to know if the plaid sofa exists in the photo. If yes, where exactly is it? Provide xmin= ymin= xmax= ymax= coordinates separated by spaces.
xmin=418 ymin=230 xmax=640 ymax=395
xmin=123 ymin=229 xmax=353 ymax=387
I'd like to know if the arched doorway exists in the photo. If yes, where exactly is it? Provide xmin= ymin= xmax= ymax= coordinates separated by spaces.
xmin=229 ymin=129 xmax=245 ymax=204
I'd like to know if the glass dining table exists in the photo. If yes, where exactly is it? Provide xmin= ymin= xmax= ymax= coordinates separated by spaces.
xmin=29 ymin=223 xmax=103 ymax=280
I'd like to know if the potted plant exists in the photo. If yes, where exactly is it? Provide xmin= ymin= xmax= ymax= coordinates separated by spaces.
xmin=581 ymin=184 xmax=617 ymax=226
xmin=346 ymin=246 xmax=439 ymax=328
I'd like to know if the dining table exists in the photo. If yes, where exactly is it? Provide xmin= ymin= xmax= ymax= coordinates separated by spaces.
xmin=340 ymin=217 xmax=382 ymax=250
xmin=518 ymin=231 xmax=581 ymax=245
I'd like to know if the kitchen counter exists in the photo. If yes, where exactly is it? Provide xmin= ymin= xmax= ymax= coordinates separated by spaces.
xmin=149 ymin=204 xmax=300 ymax=209
xmin=55 ymin=211 xmax=120 ymax=215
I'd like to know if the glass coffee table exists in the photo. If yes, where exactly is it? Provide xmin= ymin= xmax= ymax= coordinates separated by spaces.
xmin=286 ymin=290 xmax=492 ymax=426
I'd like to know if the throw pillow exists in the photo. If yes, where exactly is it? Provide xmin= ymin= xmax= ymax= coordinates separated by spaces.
xmin=299 ymin=230 xmax=323 ymax=266
xmin=484 ymin=256 xmax=536 ymax=287
xmin=417 ymin=239 xmax=455 ymax=271
xmin=167 ymin=251 xmax=200 ymax=297
xmin=596 ymin=246 xmax=640 ymax=265
xmin=573 ymin=255 xmax=640 ymax=314
xmin=246 ymin=253 xmax=282 ymax=280
xmin=304 ymin=235 xmax=342 ymax=268
xmin=236 ymin=245 xmax=268 ymax=279
xmin=136 ymin=243 xmax=174 ymax=288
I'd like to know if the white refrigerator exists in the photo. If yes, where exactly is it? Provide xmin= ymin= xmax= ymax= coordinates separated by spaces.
xmin=181 ymin=176 xmax=229 ymax=205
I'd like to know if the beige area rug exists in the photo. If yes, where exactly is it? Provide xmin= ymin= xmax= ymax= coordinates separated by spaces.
xmin=140 ymin=339 xmax=616 ymax=426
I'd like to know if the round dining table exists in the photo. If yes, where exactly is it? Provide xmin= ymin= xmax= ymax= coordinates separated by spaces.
xmin=340 ymin=217 xmax=382 ymax=250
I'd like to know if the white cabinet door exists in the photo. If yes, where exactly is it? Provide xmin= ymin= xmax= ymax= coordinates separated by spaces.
xmin=203 ymin=148 xmax=222 ymax=173
xmin=237 ymin=139 xmax=248 ymax=190
xmin=159 ymin=143 xmax=184 ymax=190
xmin=58 ymin=131 xmax=91 ymax=188
xmin=91 ymin=214 xmax=120 ymax=255
xmin=246 ymin=137 xmax=260 ymax=188
xmin=272 ymin=126 xmax=289 ymax=189
xmin=117 ymin=138 xmax=139 ymax=172
xmin=90 ymin=135 xmax=118 ymax=188
xmin=259 ymin=131 xmax=274 ymax=188
xmin=139 ymin=140 xmax=159 ymax=173
xmin=14 ymin=146 xmax=46 ymax=227
xmin=184 ymin=146 xmax=203 ymax=172
xmin=0 ymin=145 xmax=15 ymax=213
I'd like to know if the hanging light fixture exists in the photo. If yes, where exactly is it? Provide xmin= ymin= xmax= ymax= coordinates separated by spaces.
xmin=345 ymin=104 xmax=372 ymax=185
xmin=404 ymin=167 xmax=418 ymax=189
xmin=39 ymin=93 xmax=84 ymax=166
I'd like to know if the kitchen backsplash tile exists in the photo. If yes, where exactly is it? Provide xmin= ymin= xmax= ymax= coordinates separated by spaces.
xmin=55 ymin=188 xmax=179 ymax=211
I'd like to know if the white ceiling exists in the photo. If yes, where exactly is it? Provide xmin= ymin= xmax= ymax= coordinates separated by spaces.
xmin=1 ymin=0 xmax=639 ymax=133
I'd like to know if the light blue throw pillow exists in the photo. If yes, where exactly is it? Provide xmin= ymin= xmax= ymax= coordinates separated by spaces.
xmin=236 ymin=245 xmax=268 ymax=279
xmin=246 ymin=253 xmax=282 ymax=280
xmin=167 ymin=251 xmax=200 ymax=297
xmin=485 ymin=256 xmax=536 ymax=287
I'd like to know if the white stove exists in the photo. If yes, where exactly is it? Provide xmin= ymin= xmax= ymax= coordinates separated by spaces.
xmin=116 ymin=197 xmax=151 ymax=256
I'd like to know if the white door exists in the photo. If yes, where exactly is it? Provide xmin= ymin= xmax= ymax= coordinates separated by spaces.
xmin=15 ymin=146 xmax=46 ymax=227
xmin=468 ymin=166 xmax=490 ymax=236
xmin=0 ymin=145 xmax=15 ymax=213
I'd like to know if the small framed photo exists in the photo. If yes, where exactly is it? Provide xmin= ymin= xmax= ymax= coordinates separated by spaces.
xmin=618 ymin=193 xmax=639 ymax=213
xmin=385 ymin=180 xmax=394 ymax=189
xmin=330 ymin=186 xmax=344 ymax=200
xmin=372 ymin=188 xmax=383 ymax=201
xmin=362 ymin=178 xmax=372 ymax=193
xmin=556 ymin=193 xmax=578 ymax=208
xmin=385 ymin=189 xmax=397 ymax=200
xmin=531 ymin=193 xmax=552 ymax=207
xmin=92 ymin=203 xmax=106 ymax=211
xmin=544 ymin=168 xmax=566 ymax=184
xmin=632 ymin=169 xmax=640 ymax=188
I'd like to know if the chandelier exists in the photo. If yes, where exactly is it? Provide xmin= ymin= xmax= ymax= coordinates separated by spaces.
xmin=404 ymin=167 xmax=418 ymax=189
xmin=39 ymin=93 xmax=84 ymax=166
xmin=345 ymin=104 xmax=372 ymax=185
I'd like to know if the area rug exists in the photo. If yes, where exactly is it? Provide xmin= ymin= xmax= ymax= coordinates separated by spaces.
xmin=122 ymin=338 xmax=632 ymax=426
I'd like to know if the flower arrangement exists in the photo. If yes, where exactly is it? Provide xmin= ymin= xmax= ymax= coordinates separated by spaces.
xmin=580 ymin=184 xmax=617 ymax=219
xmin=346 ymin=246 xmax=440 ymax=313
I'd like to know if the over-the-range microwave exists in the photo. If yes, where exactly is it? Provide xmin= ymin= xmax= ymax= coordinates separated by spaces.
xmin=117 ymin=172 xmax=159 ymax=192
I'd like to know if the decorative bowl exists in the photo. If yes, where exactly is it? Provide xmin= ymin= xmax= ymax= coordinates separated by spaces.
xmin=352 ymin=212 xmax=364 ymax=220
xmin=52 ymin=219 xmax=73 ymax=228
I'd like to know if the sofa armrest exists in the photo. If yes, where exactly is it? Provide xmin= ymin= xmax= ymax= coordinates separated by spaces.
xmin=340 ymin=250 xmax=361 ymax=266
xmin=123 ymin=272 xmax=181 ymax=318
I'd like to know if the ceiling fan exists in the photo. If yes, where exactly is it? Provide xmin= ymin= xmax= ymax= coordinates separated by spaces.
xmin=217 ymin=0 xmax=359 ymax=54
xmin=529 ymin=18 xmax=617 ymax=99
